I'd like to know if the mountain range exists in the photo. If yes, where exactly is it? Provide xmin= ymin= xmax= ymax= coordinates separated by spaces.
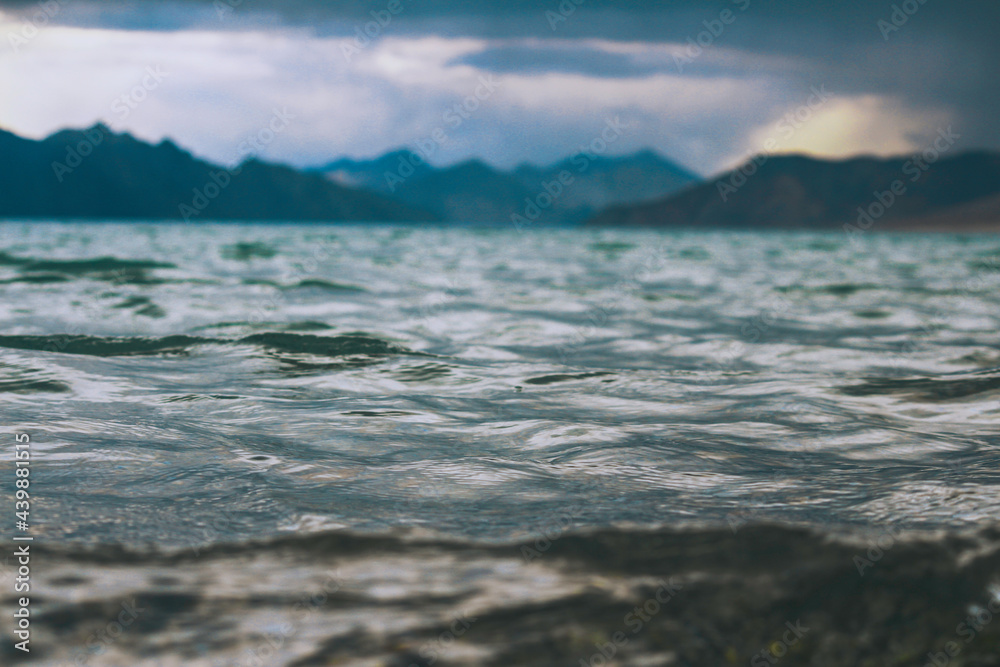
xmin=587 ymin=152 xmax=1000 ymax=232
xmin=0 ymin=125 xmax=434 ymax=223
xmin=315 ymin=149 xmax=701 ymax=225
xmin=2 ymin=125 xmax=999 ymax=231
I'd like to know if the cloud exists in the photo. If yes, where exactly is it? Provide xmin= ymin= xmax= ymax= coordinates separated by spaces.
xmin=455 ymin=44 xmax=664 ymax=79
xmin=734 ymin=94 xmax=955 ymax=169
xmin=1 ymin=0 xmax=997 ymax=41
xmin=1 ymin=0 xmax=997 ymax=174
xmin=451 ymin=39 xmax=806 ymax=81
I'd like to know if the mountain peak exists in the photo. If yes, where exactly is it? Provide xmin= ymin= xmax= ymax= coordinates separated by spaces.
xmin=586 ymin=150 xmax=1000 ymax=230
xmin=0 ymin=125 xmax=438 ymax=223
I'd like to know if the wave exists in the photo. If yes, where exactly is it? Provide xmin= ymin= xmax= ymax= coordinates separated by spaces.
xmin=0 ymin=362 xmax=71 ymax=394
xmin=9 ymin=524 xmax=1000 ymax=666
xmin=222 ymin=241 xmax=278 ymax=260
xmin=0 ymin=332 xmax=425 ymax=361
xmin=286 ymin=279 xmax=367 ymax=292
xmin=0 ymin=334 xmax=210 ymax=357
xmin=29 ymin=521 xmax=998 ymax=567
xmin=0 ymin=273 xmax=71 ymax=284
xmin=1 ymin=252 xmax=178 ymax=285
xmin=19 ymin=257 xmax=176 ymax=274
xmin=843 ymin=368 xmax=1000 ymax=401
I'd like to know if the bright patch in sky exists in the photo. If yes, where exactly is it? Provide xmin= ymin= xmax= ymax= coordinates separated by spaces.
xmin=736 ymin=95 xmax=954 ymax=168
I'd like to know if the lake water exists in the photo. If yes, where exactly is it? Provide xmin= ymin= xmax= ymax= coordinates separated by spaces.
xmin=1 ymin=222 xmax=999 ymax=666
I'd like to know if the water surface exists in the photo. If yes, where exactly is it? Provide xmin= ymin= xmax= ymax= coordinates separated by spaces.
xmin=1 ymin=223 xmax=999 ymax=666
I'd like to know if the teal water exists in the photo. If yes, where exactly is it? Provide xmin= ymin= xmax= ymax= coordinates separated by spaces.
xmin=1 ymin=223 xmax=999 ymax=666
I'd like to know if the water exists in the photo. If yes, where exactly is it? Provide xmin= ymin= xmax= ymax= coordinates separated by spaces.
xmin=1 ymin=222 xmax=999 ymax=666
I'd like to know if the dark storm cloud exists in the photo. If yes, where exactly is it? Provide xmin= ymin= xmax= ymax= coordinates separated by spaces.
xmin=453 ymin=42 xmax=813 ymax=81
xmin=5 ymin=0 xmax=997 ymax=74
xmin=453 ymin=45 xmax=668 ymax=79
xmin=4 ymin=0 xmax=997 ymax=64
xmin=1 ymin=0 xmax=996 ymax=42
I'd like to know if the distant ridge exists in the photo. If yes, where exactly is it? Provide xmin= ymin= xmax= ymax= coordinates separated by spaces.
xmin=314 ymin=149 xmax=700 ymax=225
xmin=585 ymin=151 xmax=1000 ymax=231
xmin=0 ymin=125 xmax=436 ymax=223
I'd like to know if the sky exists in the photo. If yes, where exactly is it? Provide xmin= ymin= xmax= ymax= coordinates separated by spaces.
xmin=0 ymin=0 xmax=997 ymax=175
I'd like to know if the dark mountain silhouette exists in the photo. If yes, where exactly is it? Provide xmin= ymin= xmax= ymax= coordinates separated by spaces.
xmin=320 ymin=153 xmax=532 ymax=223
xmin=321 ymin=150 xmax=436 ymax=189
xmin=315 ymin=149 xmax=700 ymax=224
xmin=7 ymin=125 xmax=998 ymax=231
xmin=403 ymin=160 xmax=536 ymax=223
xmin=0 ymin=125 xmax=436 ymax=222
xmin=513 ymin=149 xmax=700 ymax=214
xmin=586 ymin=152 xmax=1000 ymax=231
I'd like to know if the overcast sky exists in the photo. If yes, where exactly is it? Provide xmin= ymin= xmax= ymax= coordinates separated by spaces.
xmin=1 ymin=0 xmax=996 ymax=175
